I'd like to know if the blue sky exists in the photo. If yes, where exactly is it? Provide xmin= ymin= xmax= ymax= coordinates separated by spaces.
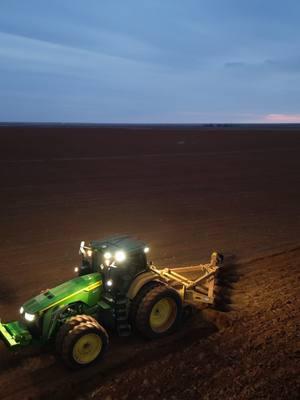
xmin=0 ymin=0 xmax=300 ymax=123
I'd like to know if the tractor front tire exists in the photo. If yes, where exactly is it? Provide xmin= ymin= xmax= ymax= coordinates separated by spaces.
xmin=60 ymin=317 xmax=108 ymax=368
xmin=55 ymin=314 xmax=96 ymax=355
xmin=135 ymin=285 xmax=182 ymax=339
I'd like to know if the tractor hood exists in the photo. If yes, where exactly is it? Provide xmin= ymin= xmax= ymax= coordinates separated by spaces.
xmin=22 ymin=273 xmax=103 ymax=315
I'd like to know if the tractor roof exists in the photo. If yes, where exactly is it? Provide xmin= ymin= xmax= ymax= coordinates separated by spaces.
xmin=90 ymin=235 xmax=147 ymax=253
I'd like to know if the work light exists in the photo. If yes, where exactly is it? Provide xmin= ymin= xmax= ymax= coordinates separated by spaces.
xmin=115 ymin=250 xmax=126 ymax=262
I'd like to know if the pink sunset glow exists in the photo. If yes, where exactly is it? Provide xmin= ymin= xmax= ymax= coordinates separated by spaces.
xmin=264 ymin=114 xmax=300 ymax=122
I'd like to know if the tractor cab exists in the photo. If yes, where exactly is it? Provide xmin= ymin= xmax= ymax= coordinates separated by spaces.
xmin=77 ymin=235 xmax=150 ymax=295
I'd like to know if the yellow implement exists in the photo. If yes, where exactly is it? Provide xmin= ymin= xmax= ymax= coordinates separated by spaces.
xmin=150 ymin=252 xmax=221 ymax=306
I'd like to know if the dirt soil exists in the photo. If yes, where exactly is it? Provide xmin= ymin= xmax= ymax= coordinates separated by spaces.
xmin=0 ymin=125 xmax=299 ymax=399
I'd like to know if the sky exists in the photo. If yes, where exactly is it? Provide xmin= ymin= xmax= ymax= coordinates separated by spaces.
xmin=0 ymin=0 xmax=300 ymax=123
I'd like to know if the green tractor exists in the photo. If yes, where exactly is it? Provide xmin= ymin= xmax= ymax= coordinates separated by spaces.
xmin=0 ymin=235 xmax=222 ymax=368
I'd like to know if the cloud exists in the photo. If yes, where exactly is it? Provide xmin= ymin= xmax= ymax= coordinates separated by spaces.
xmin=264 ymin=113 xmax=300 ymax=122
xmin=224 ymin=61 xmax=247 ymax=69
xmin=224 ymin=58 xmax=300 ymax=75
xmin=0 ymin=30 xmax=169 ymax=95
xmin=0 ymin=31 xmax=156 ymax=70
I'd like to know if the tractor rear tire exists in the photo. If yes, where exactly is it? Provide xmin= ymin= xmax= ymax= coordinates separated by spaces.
xmin=55 ymin=314 xmax=96 ymax=355
xmin=129 ymin=281 xmax=162 ymax=329
xmin=61 ymin=318 xmax=108 ymax=368
xmin=134 ymin=285 xmax=182 ymax=339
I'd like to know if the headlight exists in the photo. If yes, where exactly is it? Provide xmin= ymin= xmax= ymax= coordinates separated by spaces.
xmin=104 ymin=252 xmax=112 ymax=259
xmin=106 ymin=279 xmax=113 ymax=287
xmin=144 ymin=247 xmax=150 ymax=253
xmin=19 ymin=306 xmax=24 ymax=314
xmin=115 ymin=250 xmax=126 ymax=262
xmin=24 ymin=312 xmax=36 ymax=322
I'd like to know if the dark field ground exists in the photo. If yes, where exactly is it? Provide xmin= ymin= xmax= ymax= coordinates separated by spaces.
xmin=0 ymin=125 xmax=299 ymax=399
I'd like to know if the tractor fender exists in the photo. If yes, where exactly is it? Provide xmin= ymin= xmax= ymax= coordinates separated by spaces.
xmin=126 ymin=271 xmax=163 ymax=300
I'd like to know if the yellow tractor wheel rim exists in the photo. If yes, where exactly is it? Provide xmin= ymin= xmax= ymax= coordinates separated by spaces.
xmin=72 ymin=333 xmax=102 ymax=364
xmin=149 ymin=297 xmax=177 ymax=333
